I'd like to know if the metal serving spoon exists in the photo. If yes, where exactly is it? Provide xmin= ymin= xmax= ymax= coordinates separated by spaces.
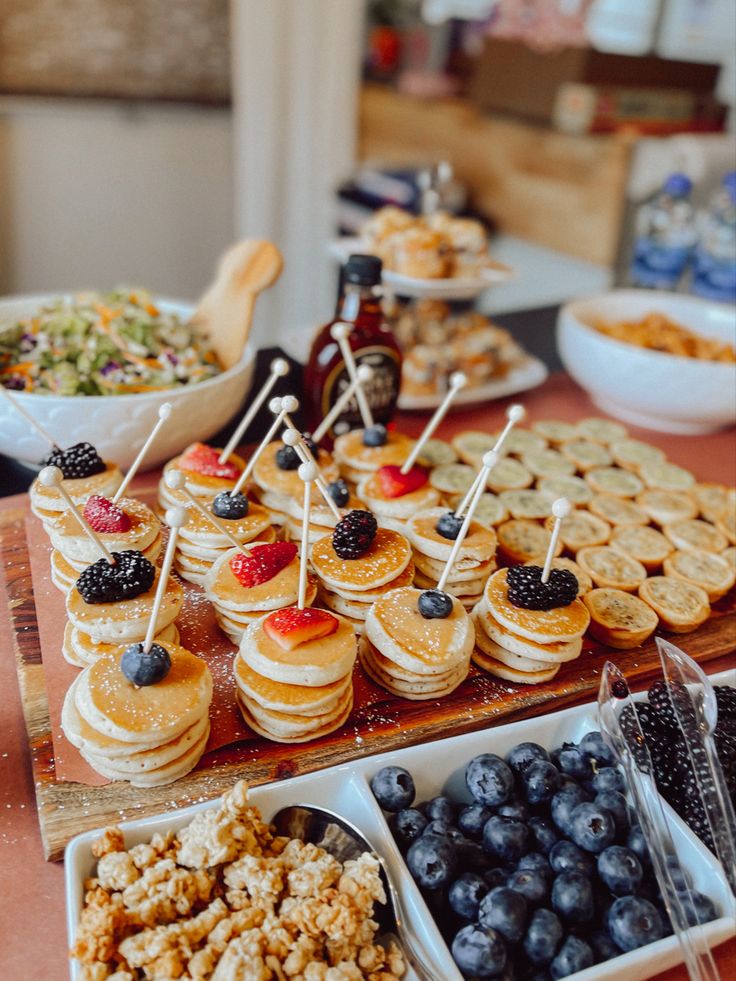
xmin=272 ymin=804 xmax=437 ymax=981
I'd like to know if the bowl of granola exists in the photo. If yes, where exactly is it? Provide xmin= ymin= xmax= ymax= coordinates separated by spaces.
xmin=0 ymin=291 xmax=255 ymax=469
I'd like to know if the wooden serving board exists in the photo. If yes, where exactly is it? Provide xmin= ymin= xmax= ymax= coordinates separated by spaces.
xmin=4 ymin=505 xmax=736 ymax=862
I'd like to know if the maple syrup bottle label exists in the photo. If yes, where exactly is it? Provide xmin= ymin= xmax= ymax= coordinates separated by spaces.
xmin=321 ymin=346 xmax=402 ymax=438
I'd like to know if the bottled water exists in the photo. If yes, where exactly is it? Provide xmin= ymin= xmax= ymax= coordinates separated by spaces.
xmin=691 ymin=171 xmax=736 ymax=304
xmin=629 ymin=173 xmax=697 ymax=289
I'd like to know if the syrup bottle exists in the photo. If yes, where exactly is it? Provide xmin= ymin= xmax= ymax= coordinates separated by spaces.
xmin=304 ymin=254 xmax=402 ymax=443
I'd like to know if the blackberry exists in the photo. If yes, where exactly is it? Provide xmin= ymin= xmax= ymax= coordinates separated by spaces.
xmin=212 ymin=491 xmax=249 ymax=520
xmin=715 ymin=686 xmax=736 ymax=726
xmin=506 ymin=565 xmax=578 ymax=611
xmin=327 ymin=479 xmax=350 ymax=508
xmin=42 ymin=442 xmax=105 ymax=480
xmin=76 ymin=550 xmax=156 ymax=604
xmin=332 ymin=509 xmax=377 ymax=559
xmin=647 ymin=680 xmax=680 ymax=731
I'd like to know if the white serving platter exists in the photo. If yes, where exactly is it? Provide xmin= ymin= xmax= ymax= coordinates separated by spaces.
xmin=330 ymin=237 xmax=515 ymax=301
xmin=66 ymin=669 xmax=736 ymax=981
xmin=398 ymin=355 xmax=549 ymax=411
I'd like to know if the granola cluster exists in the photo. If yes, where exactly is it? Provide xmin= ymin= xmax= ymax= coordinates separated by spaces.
xmin=71 ymin=782 xmax=405 ymax=981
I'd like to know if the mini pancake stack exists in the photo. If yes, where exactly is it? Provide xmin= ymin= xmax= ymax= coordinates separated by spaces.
xmin=362 ymin=586 xmax=474 ymax=699
xmin=30 ymin=457 xmax=122 ymax=529
xmin=405 ymin=507 xmax=497 ymax=609
xmin=174 ymin=499 xmax=275 ymax=586
xmin=204 ymin=541 xmax=316 ymax=645
xmin=62 ymin=641 xmax=212 ymax=786
xmin=333 ymin=428 xmax=415 ymax=485
xmin=158 ymin=442 xmax=247 ymax=511
xmin=49 ymin=497 xmax=162 ymax=593
xmin=64 ymin=566 xmax=184 ymax=667
xmin=310 ymin=521 xmax=415 ymax=630
xmin=358 ymin=467 xmax=440 ymax=534
xmin=234 ymin=608 xmax=356 ymax=743
xmin=472 ymin=567 xmax=590 ymax=684
xmin=251 ymin=440 xmax=339 ymax=527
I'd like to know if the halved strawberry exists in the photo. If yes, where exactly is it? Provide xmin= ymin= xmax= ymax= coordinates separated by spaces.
xmin=263 ymin=607 xmax=338 ymax=650
xmin=377 ymin=464 xmax=428 ymax=499
xmin=82 ymin=495 xmax=131 ymax=533
xmin=229 ymin=541 xmax=298 ymax=588
xmin=178 ymin=443 xmax=241 ymax=480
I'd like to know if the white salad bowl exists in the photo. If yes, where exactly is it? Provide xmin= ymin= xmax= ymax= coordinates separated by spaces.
xmin=0 ymin=294 xmax=255 ymax=470
xmin=557 ymin=290 xmax=736 ymax=435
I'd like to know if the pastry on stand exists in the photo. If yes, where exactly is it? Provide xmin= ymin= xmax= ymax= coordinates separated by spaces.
xmin=234 ymin=463 xmax=357 ymax=742
xmin=62 ymin=507 xmax=212 ymax=785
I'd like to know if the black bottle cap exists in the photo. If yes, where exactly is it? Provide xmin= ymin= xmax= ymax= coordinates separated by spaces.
xmin=344 ymin=254 xmax=382 ymax=286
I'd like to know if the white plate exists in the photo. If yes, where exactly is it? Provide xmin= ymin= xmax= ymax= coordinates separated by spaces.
xmin=66 ymin=669 xmax=735 ymax=981
xmin=398 ymin=355 xmax=549 ymax=411
xmin=330 ymin=237 xmax=515 ymax=300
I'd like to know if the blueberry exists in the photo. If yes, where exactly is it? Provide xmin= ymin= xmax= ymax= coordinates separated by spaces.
xmin=457 ymin=838 xmax=493 ymax=874
xmin=212 ymin=490 xmax=249 ymax=520
xmin=424 ymin=795 xmax=456 ymax=823
xmin=557 ymin=773 xmax=587 ymax=795
xmin=436 ymin=511 xmax=464 ymax=540
xmin=607 ymin=896 xmax=664 ymax=952
xmin=406 ymin=834 xmax=458 ymax=889
xmin=458 ymin=803 xmax=493 ymax=839
xmin=524 ymin=760 xmax=562 ymax=805
xmin=392 ymin=808 xmax=427 ymax=847
xmin=370 ymin=766 xmax=415 ymax=812
xmin=362 ymin=424 xmax=387 ymax=447
xmin=507 ymin=868 xmax=548 ymax=905
xmin=528 ymin=816 xmax=559 ymax=855
xmin=579 ymin=731 xmax=616 ymax=766
xmin=422 ymin=819 xmax=453 ymax=839
xmin=679 ymin=890 xmax=718 ymax=926
xmin=327 ymin=479 xmax=350 ymax=508
xmin=591 ymin=767 xmax=624 ymax=794
xmin=627 ymin=825 xmax=650 ymax=866
xmin=551 ymin=871 xmax=594 ymax=924
xmin=451 ymin=923 xmax=507 ymax=978
xmin=523 ymin=908 xmax=564 ymax=966
xmin=597 ymin=846 xmax=643 ymax=896
xmin=497 ymin=801 xmax=529 ymax=821
xmin=483 ymin=815 xmax=530 ymax=864
xmin=506 ymin=741 xmax=551 ymax=775
xmin=449 ymin=872 xmax=488 ymax=920
xmin=275 ymin=444 xmax=300 ymax=470
xmin=120 ymin=642 xmax=171 ymax=686
xmin=550 ymin=935 xmax=594 ymax=978
xmin=518 ymin=852 xmax=552 ymax=881
xmin=478 ymin=886 xmax=528 ymax=943
xmin=569 ymin=802 xmax=616 ymax=854
xmin=589 ymin=928 xmax=620 ymax=964
xmin=484 ymin=867 xmax=508 ymax=890
xmin=594 ymin=790 xmax=629 ymax=836
xmin=549 ymin=840 xmax=593 ymax=877
xmin=418 ymin=588 xmax=453 ymax=619
xmin=466 ymin=754 xmax=515 ymax=807
xmin=557 ymin=743 xmax=594 ymax=781
xmin=550 ymin=787 xmax=589 ymax=836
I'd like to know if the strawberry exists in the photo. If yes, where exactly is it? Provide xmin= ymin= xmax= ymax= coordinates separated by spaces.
xmin=229 ymin=541 xmax=297 ymax=588
xmin=178 ymin=442 xmax=241 ymax=480
xmin=82 ymin=495 xmax=131 ymax=533
xmin=377 ymin=464 xmax=428 ymax=499
xmin=263 ymin=607 xmax=338 ymax=650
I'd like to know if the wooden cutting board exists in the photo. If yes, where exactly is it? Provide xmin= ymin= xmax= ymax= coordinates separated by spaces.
xmin=3 ymin=504 xmax=735 ymax=861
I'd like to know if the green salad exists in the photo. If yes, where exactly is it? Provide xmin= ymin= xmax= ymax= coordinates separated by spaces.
xmin=0 ymin=289 xmax=222 ymax=396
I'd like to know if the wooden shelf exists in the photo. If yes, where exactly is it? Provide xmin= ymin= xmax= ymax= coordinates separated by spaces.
xmin=358 ymin=84 xmax=634 ymax=267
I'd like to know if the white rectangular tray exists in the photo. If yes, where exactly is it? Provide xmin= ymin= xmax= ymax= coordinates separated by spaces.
xmin=66 ymin=669 xmax=736 ymax=981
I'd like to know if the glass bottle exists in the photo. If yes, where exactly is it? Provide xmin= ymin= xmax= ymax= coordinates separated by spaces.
xmin=629 ymin=173 xmax=697 ymax=290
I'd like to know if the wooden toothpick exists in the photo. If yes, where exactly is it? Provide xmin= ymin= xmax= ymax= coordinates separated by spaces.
xmin=219 ymin=357 xmax=290 ymax=463
xmin=1 ymin=385 xmax=59 ymax=448
xmin=143 ymin=506 xmax=187 ymax=652
xmin=455 ymin=403 xmax=526 ymax=518
xmin=297 ymin=461 xmax=317 ymax=609
xmin=113 ymin=402 xmax=172 ymax=503
xmin=541 ymin=498 xmax=571 ymax=584
xmin=38 ymin=466 xmax=115 ymax=564
xmin=437 ymin=450 xmax=498 ymax=593
xmin=401 ymin=371 xmax=467 ymax=474
xmin=312 ymin=364 xmax=373 ymax=443
xmin=330 ymin=323 xmax=374 ymax=428
xmin=229 ymin=395 xmax=294 ymax=497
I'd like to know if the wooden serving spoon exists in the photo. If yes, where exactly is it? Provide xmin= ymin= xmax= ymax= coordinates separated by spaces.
xmin=190 ymin=239 xmax=284 ymax=369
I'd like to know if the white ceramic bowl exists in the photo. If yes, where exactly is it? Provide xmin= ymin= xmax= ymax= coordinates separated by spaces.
xmin=557 ymin=290 xmax=736 ymax=435
xmin=0 ymin=293 xmax=256 ymax=470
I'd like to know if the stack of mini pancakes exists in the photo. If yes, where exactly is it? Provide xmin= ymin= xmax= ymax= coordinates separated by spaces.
xmin=48 ymin=497 xmax=162 ymax=593
xmin=204 ymin=546 xmax=317 ymax=645
xmin=405 ymin=507 xmax=497 ymax=609
xmin=310 ymin=527 xmax=414 ymax=630
xmin=234 ymin=612 xmax=356 ymax=743
xmin=29 ymin=461 xmax=123 ymax=530
xmin=174 ymin=500 xmax=276 ymax=586
xmin=251 ymin=441 xmax=339 ymax=527
xmin=357 ymin=472 xmax=440 ymax=534
xmin=333 ymin=429 xmax=415 ymax=486
xmin=63 ymin=568 xmax=184 ymax=667
xmin=362 ymin=586 xmax=474 ymax=699
xmin=157 ymin=448 xmax=247 ymax=511
xmin=61 ymin=641 xmax=212 ymax=786
xmin=472 ymin=568 xmax=590 ymax=685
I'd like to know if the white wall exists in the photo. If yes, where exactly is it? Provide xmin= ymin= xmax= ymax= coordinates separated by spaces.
xmin=0 ymin=99 xmax=234 ymax=300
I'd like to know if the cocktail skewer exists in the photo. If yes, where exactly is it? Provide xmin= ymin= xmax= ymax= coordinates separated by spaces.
xmin=401 ymin=371 xmax=467 ymax=475
xmin=330 ymin=323 xmax=374 ymax=428
xmin=541 ymin=498 xmax=571 ymax=583
xmin=437 ymin=450 xmax=498 ymax=593
xmin=0 ymin=385 xmax=59 ymax=449
xmin=312 ymin=364 xmax=373 ymax=443
xmin=455 ymin=404 xmax=526 ymax=517
xmin=297 ymin=462 xmax=317 ymax=608
xmin=218 ymin=357 xmax=290 ymax=463
xmin=281 ymin=425 xmax=341 ymax=520
xmin=164 ymin=470 xmax=251 ymax=556
xmin=113 ymin=403 xmax=172 ymax=503
xmin=142 ymin=507 xmax=187 ymax=653
xmin=38 ymin=466 xmax=115 ymax=564
xmin=229 ymin=395 xmax=293 ymax=497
